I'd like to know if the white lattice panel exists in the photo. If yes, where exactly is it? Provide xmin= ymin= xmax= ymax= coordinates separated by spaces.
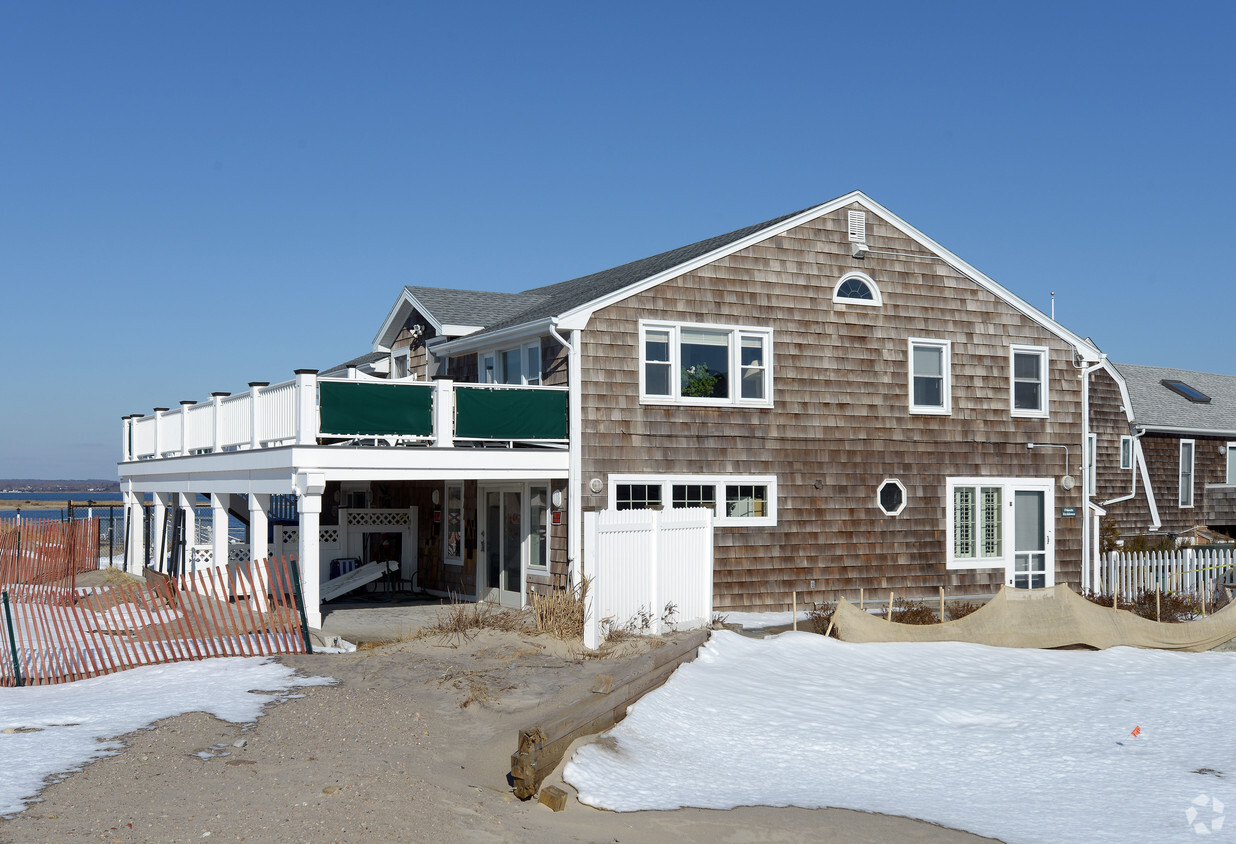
xmin=320 ymin=528 xmax=339 ymax=544
xmin=228 ymin=545 xmax=250 ymax=564
xmin=190 ymin=547 xmax=213 ymax=565
xmin=347 ymin=511 xmax=409 ymax=527
xmin=281 ymin=527 xmax=299 ymax=544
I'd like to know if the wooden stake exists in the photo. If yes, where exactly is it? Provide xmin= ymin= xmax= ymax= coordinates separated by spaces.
xmin=824 ymin=613 xmax=836 ymax=639
xmin=859 ymin=588 xmax=864 ymax=611
xmin=1156 ymin=582 xmax=1161 ymax=623
xmin=887 ymin=590 xmax=895 ymax=622
xmin=792 ymin=591 xmax=797 ymax=632
xmin=939 ymin=586 xmax=945 ymax=623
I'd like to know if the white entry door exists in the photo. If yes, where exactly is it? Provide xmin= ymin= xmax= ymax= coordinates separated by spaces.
xmin=1009 ymin=487 xmax=1053 ymax=589
xmin=480 ymin=487 xmax=523 ymax=608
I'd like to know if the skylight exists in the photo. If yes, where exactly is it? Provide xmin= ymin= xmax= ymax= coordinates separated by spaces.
xmin=1161 ymin=379 xmax=1211 ymax=403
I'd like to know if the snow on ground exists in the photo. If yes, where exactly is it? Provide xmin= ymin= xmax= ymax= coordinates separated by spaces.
xmin=564 ymin=631 xmax=1236 ymax=843
xmin=717 ymin=610 xmax=811 ymax=630
xmin=0 ymin=658 xmax=333 ymax=816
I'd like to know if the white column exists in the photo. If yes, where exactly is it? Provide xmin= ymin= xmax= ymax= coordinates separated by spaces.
xmin=179 ymin=493 xmax=197 ymax=571
xmin=295 ymin=472 xmax=326 ymax=629
xmin=248 ymin=382 xmax=267 ymax=449
xmin=211 ymin=392 xmax=229 ymax=453
xmin=211 ymin=493 xmax=228 ymax=570
xmin=294 ymin=370 xmax=319 ymax=446
xmin=152 ymin=491 xmax=169 ymax=571
xmin=433 ymin=379 xmax=455 ymax=447
xmin=249 ymin=494 xmax=270 ymax=562
xmin=121 ymin=416 xmax=132 ymax=463
xmin=248 ymin=493 xmax=271 ymax=611
xmin=153 ymin=408 xmax=167 ymax=458
xmin=124 ymin=486 xmax=145 ymax=574
xmin=179 ymin=400 xmax=194 ymax=456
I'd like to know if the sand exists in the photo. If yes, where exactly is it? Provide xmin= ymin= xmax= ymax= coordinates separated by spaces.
xmin=0 ymin=628 xmax=996 ymax=843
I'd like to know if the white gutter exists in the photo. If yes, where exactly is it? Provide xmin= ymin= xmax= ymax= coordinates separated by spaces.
xmin=434 ymin=317 xmax=556 ymax=357
xmin=549 ymin=319 xmax=584 ymax=592
xmin=1130 ymin=424 xmax=1236 ymax=438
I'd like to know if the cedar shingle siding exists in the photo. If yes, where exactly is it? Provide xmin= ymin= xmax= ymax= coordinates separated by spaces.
xmin=576 ymin=205 xmax=1085 ymax=611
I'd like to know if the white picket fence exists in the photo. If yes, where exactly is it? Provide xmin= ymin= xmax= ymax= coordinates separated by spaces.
xmin=583 ymin=508 xmax=714 ymax=650
xmin=1101 ymin=548 xmax=1236 ymax=600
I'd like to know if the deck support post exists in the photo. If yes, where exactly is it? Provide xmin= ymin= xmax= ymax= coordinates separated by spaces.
xmin=152 ymin=492 xmax=169 ymax=571
xmin=295 ymin=472 xmax=325 ymax=630
xmin=123 ymin=484 xmax=145 ymax=575
xmin=211 ymin=493 xmax=228 ymax=571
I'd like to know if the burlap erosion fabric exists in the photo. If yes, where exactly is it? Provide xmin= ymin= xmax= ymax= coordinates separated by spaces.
xmin=832 ymin=585 xmax=1236 ymax=652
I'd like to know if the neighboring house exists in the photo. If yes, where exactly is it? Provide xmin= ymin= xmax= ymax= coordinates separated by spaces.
xmin=118 ymin=191 xmax=1106 ymax=629
xmin=1090 ymin=361 xmax=1236 ymax=545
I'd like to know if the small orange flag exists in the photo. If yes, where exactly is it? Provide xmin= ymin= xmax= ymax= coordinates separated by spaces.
xmin=1131 ymin=726 xmax=1142 ymax=738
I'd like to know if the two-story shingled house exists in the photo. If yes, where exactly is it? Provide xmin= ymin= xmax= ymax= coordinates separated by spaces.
xmin=1089 ymin=361 xmax=1236 ymax=550
xmin=119 ymin=191 xmax=1105 ymax=630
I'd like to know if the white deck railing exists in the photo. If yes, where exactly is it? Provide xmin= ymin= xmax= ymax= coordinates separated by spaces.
xmin=122 ymin=371 xmax=569 ymax=462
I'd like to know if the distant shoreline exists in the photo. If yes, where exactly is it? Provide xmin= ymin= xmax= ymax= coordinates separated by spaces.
xmin=0 ymin=499 xmax=121 ymax=512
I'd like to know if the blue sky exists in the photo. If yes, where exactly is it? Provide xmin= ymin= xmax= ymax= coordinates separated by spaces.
xmin=1 ymin=1 xmax=1233 ymax=479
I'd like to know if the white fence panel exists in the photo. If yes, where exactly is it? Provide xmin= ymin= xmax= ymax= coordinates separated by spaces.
xmin=258 ymin=380 xmax=297 ymax=443
xmin=1102 ymin=548 xmax=1235 ymax=601
xmin=185 ymin=402 xmax=213 ymax=452
xmin=584 ymin=508 xmax=713 ymax=650
xmin=218 ymin=393 xmax=252 ymax=448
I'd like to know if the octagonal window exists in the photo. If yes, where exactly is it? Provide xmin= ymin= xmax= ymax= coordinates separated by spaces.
xmin=878 ymin=479 xmax=906 ymax=516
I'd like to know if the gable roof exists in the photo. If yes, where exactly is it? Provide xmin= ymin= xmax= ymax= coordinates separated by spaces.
xmin=403 ymin=286 xmax=549 ymax=330
xmin=321 ymin=350 xmax=389 ymax=377
xmin=398 ymin=190 xmax=1101 ymax=361
xmin=1112 ymin=362 xmax=1236 ymax=435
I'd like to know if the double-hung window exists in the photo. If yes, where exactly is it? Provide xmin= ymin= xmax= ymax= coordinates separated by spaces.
xmin=611 ymin=474 xmax=777 ymax=526
xmin=1010 ymin=346 xmax=1048 ymax=417
xmin=908 ymin=338 xmax=951 ymax=414
xmin=1120 ymin=436 xmax=1134 ymax=471
xmin=1227 ymin=442 xmax=1236 ymax=485
xmin=1180 ymin=440 xmax=1195 ymax=508
xmin=640 ymin=321 xmax=773 ymax=407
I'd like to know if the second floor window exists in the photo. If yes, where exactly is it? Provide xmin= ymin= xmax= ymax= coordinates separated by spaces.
xmin=1011 ymin=346 xmax=1048 ymax=416
xmin=909 ymin=338 xmax=951 ymax=414
xmin=1180 ymin=440 xmax=1195 ymax=507
xmin=640 ymin=321 xmax=773 ymax=407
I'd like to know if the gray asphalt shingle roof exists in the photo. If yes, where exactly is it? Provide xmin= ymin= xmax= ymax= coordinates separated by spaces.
xmin=408 ymin=205 xmax=814 ymax=342
xmin=1113 ymin=362 xmax=1236 ymax=433
xmin=321 ymin=350 xmax=389 ymax=375
xmin=403 ymin=286 xmax=548 ymax=329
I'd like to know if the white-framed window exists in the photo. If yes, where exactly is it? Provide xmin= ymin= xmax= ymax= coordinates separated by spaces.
xmin=1120 ymin=436 xmax=1134 ymax=471
xmin=908 ymin=338 xmax=951 ymax=414
xmin=1180 ymin=439 xmax=1195 ymax=508
xmin=392 ymin=350 xmax=411 ymax=379
xmin=877 ymin=479 xmax=907 ymax=516
xmin=529 ymin=484 xmax=549 ymax=570
xmin=490 ymin=342 xmax=543 ymax=385
xmin=1227 ymin=442 xmax=1236 ymax=485
xmin=1010 ymin=345 xmax=1048 ymax=417
xmin=639 ymin=321 xmax=773 ymax=407
xmin=833 ymin=271 xmax=882 ymax=306
xmin=610 ymin=474 xmax=777 ymax=526
xmin=443 ymin=483 xmax=464 ymax=566
xmin=1087 ymin=433 xmax=1097 ymax=495
xmin=946 ymin=477 xmax=1053 ymax=571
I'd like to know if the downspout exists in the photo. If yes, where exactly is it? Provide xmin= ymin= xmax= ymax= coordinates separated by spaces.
xmin=1080 ymin=355 xmax=1107 ymax=591
xmin=549 ymin=320 xmax=583 ymax=592
xmin=1133 ymin=430 xmax=1161 ymax=532
xmin=1101 ymin=427 xmax=1146 ymax=507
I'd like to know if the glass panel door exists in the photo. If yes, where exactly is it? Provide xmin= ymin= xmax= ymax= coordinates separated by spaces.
xmin=1011 ymin=490 xmax=1048 ymax=589
xmin=481 ymin=487 xmax=523 ymax=608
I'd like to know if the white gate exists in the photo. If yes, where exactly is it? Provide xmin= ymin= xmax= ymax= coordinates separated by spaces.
xmin=583 ymin=507 xmax=714 ymax=650
xmin=1102 ymin=548 xmax=1236 ymax=600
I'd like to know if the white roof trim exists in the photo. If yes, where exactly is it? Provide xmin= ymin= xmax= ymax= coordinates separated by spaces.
xmin=435 ymin=317 xmax=555 ymax=356
xmin=373 ymin=289 xmax=444 ymax=353
xmin=552 ymin=190 xmax=1101 ymax=361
